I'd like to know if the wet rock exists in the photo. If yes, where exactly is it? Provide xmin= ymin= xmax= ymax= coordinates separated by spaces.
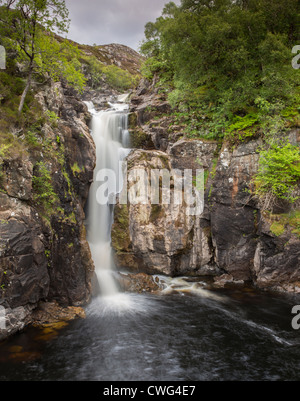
xmin=0 ymin=304 xmax=35 ymax=342
xmin=135 ymin=78 xmax=150 ymax=97
xmin=0 ymin=195 xmax=50 ymax=309
xmin=119 ymin=81 xmax=300 ymax=293
xmin=169 ymin=139 xmax=218 ymax=171
xmin=213 ymin=274 xmax=245 ymax=288
xmin=31 ymin=301 xmax=86 ymax=326
xmin=210 ymin=204 xmax=257 ymax=281
xmin=116 ymin=273 xmax=160 ymax=293
xmin=253 ymin=221 xmax=300 ymax=292
xmin=2 ymin=157 xmax=33 ymax=201
xmin=210 ymin=140 xmax=261 ymax=281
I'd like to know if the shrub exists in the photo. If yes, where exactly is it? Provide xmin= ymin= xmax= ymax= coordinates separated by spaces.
xmin=254 ymin=141 xmax=300 ymax=209
xmin=32 ymin=161 xmax=57 ymax=212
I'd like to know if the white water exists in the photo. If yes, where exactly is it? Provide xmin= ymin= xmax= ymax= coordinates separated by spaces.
xmin=83 ymin=97 xmax=296 ymax=349
xmin=85 ymin=97 xmax=131 ymax=298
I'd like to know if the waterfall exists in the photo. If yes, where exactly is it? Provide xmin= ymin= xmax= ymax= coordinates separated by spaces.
xmin=85 ymin=96 xmax=131 ymax=297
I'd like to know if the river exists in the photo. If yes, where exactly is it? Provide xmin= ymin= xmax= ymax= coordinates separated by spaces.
xmin=0 ymin=284 xmax=299 ymax=381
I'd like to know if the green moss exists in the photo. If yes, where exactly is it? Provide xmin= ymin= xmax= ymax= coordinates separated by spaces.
xmin=32 ymin=161 xmax=58 ymax=213
xmin=129 ymin=128 xmax=150 ymax=149
xmin=268 ymin=211 xmax=300 ymax=238
xmin=280 ymin=106 xmax=300 ymax=128
xmin=71 ymin=162 xmax=83 ymax=175
xmin=57 ymin=207 xmax=77 ymax=225
xmin=289 ymin=211 xmax=300 ymax=237
xmin=270 ymin=221 xmax=285 ymax=237
xmin=128 ymin=112 xmax=138 ymax=128
xmin=150 ymin=204 xmax=165 ymax=223
xmin=111 ymin=204 xmax=131 ymax=253
xmin=81 ymin=54 xmax=139 ymax=91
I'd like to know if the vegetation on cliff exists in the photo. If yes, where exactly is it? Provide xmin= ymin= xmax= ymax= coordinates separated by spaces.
xmin=0 ymin=0 xmax=73 ymax=113
xmin=0 ymin=0 xmax=141 ymax=214
xmin=0 ymin=0 xmax=141 ymax=119
xmin=140 ymin=0 xmax=300 ymax=207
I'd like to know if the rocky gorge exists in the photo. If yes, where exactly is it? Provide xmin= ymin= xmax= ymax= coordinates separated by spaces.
xmin=0 ymin=40 xmax=144 ymax=340
xmin=0 ymin=80 xmax=96 ymax=339
xmin=0 ymin=43 xmax=299 ymax=342
xmin=111 ymin=78 xmax=300 ymax=294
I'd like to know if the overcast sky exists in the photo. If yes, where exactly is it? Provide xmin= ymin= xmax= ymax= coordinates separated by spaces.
xmin=64 ymin=0 xmax=180 ymax=52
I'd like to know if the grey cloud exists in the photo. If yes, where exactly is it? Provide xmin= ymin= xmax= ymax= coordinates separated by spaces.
xmin=64 ymin=0 xmax=180 ymax=51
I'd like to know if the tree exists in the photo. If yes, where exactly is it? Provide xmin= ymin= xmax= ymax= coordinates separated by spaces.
xmin=140 ymin=0 xmax=299 ymax=128
xmin=254 ymin=141 xmax=300 ymax=209
xmin=0 ymin=0 xmax=70 ymax=114
xmin=35 ymin=32 xmax=86 ymax=92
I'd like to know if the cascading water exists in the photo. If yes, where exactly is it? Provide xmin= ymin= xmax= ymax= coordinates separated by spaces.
xmin=85 ymin=96 xmax=131 ymax=299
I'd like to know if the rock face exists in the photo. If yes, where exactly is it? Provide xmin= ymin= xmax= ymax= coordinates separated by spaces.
xmin=253 ymin=217 xmax=300 ymax=292
xmin=54 ymin=33 xmax=144 ymax=77
xmin=79 ymin=42 xmax=144 ymax=76
xmin=112 ymin=146 xmax=219 ymax=277
xmin=0 ymin=81 xmax=96 ymax=340
xmin=209 ymin=141 xmax=261 ymax=281
xmin=111 ymin=79 xmax=300 ymax=292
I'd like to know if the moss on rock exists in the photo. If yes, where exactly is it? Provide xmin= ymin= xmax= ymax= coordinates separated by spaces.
xmin=111 ymin=203 xmax=131 ymax=253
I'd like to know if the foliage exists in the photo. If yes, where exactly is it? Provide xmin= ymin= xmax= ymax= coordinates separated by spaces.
xmin=32 ymin=161 xmax=57 ymax=211
xmin=0 ymin=69 xmax=26 ymax=130
xmin=254 ymin=141 xmax=300 ymax=205
xmin=140 ymin=0 xmax=300 ymax=140
xmin=103 ymin=64 xmax=139 ymax=91
xmin=0 ymin=142 xmax=11 ymax=183
xmin=0 ymin=0 xmax=82 ymax=112
xmin=267 ymin=210 xmax=300 ymax=238
xmin=35 ymin=33 xmax=86 ymax=93
xmin=83 ymin=55 xmax=139 ymax=91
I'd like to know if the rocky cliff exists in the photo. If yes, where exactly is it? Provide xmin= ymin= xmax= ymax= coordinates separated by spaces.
xmin=0 ymin=80 xmax=96 ymax=339
xmin=0 ymin=36 xmax=144 ymax=340
xmin=112 ymin=79 xmax=300 ymax=294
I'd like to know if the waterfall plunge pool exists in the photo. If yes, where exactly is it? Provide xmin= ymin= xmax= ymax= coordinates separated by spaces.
xmin=0 ymin=284 xmax=300 ymax=381
xmin=1 ymin=98 xmax=299 ymax=381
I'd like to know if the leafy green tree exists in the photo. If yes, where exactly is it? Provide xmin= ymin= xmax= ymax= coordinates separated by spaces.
xmin=140 ymin=0 xmax=299 ymax=139
xmin=35 ymin=33 xmax=86 ymax=92
xmin=0 ymin=0 xmax=71 ymax=114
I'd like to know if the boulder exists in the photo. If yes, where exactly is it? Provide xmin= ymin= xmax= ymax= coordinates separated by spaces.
xmin=116 ymin=272 xmax=160 ymax=293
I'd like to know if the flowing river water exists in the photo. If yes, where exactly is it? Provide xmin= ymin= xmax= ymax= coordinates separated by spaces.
xmin=0 ymin=98 xmax=300 ymax=381
xmin=0 ymin=286 xmax=300 ymax=381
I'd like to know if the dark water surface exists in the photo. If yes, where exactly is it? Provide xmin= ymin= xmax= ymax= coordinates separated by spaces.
xmin=0 ymin=285 xmax=300 ymax=381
